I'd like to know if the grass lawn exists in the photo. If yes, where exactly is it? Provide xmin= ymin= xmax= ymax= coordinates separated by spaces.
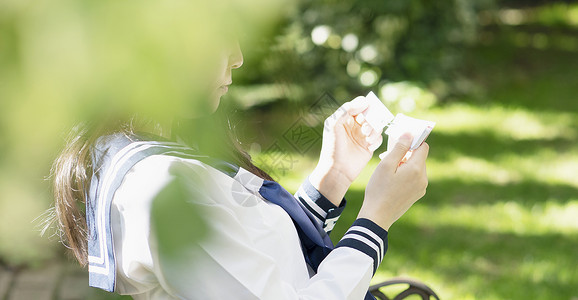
xmin=250 ymin=41 xmax=578 ymax=299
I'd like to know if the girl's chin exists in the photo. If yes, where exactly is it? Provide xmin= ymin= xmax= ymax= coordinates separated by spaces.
xmin=200 ymin=92 xmax=222 ymax=116
xmin=175 ymin=95 xmax=221 ymax=119
xmin=208 ymin=96 xmax=221 ymax=113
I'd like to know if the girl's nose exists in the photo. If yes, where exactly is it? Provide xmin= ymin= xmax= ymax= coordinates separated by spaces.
xmin=229 ymin=42 xmax=243 ymax=69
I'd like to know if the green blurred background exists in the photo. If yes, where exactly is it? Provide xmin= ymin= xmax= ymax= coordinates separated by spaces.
xmin=1 ymin=0 xmax=577 ymax=299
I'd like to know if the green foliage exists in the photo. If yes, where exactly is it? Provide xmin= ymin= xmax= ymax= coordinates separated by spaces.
xmin=151 ymin=176 xmax=208 ymax=260
xmin=236 ymin=0 xmax=495 ymax=105
xmin=0 ymin=0 xmax=289 ymax=268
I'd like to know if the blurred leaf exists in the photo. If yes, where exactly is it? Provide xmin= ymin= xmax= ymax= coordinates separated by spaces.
xmin=151 ymin=174 xmax=208 ymax=259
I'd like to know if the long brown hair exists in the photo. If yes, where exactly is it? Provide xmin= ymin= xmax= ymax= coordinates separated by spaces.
xmin=50 ymin=115 xmax=272 ymax=266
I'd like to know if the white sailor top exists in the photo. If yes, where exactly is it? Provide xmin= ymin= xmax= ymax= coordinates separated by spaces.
xmin=86 ymin=134 xmax=388 ymax=299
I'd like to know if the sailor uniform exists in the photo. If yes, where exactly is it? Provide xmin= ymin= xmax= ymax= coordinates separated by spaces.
xmin=87 ymin=134 xmax=388 ymax=299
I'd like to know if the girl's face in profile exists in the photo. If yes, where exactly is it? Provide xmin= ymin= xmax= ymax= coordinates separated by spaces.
xmin=207 ymin=41 xmax=243 ymax=112
xmin=173 ymin=39 xmax=243 ymax=120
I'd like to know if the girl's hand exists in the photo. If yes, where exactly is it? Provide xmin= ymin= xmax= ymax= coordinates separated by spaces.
xmin=309 ymin=96 xmax=383 ymax=205
xmin=358 ymin=133 xmax=429 ymax=230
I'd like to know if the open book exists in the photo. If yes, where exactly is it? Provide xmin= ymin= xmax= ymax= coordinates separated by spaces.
xmin=362 ymin=91 xmax=435 ymax=158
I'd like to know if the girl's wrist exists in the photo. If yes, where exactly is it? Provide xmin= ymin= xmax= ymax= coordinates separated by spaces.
xmin=309 ymin=163 xmax=352 ymax=206
xmin=357 ymin=204 xmax=393 ymax=231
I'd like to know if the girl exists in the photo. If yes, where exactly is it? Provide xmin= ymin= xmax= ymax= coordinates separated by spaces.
xmin=51 ymin=40 xmax=429 ymax=299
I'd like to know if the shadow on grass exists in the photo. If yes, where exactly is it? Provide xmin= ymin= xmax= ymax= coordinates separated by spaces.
xmin=339 ymin=178 xmax=578 ymax=222
xmin=465 ymin=45 xmax=578 ymax=113
xmin=427 ymin=131 xmax=577 ymax=162
xmin=425 ymin=178 xmax=578 ymax=206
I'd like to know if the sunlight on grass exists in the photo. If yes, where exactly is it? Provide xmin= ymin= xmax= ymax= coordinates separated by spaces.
xmin=423 ymin=103 xmax=578 ymax=189
xmin=500 ymin=151 xmax=578 ymax=188
xmin=428 ymin=150 xmax=578 ymax=188
xmin=420 ymin=103 xmax=577 ymax=141
xmin=413 ymin=101 xmax=578 ymax=232
xmin=429 ymin=155 xmax=520 ymax=185
xmin=405 ymin=200 xmax=578 ymax=235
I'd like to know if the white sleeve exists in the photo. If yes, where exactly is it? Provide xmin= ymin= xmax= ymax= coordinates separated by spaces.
xmin=112 ymin=155 xmax=387 ymax=300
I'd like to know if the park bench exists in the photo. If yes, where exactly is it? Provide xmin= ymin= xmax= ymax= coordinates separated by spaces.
xmin=369 ymin=277 xmax=440 ymax=300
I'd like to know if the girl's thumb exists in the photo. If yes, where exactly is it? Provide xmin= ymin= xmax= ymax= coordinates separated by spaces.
xmin=383 ymin=133 xmax=413 ymax=165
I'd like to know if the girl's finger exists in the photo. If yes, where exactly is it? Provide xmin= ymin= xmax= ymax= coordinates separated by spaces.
xmin=325 ymin=96 xmax=368 ymax=128
xmin=368 ymin=135 xmax=383 ymax=152
xmin=354 ymin=113 xmax=365 ymax=125
xmin=407 ymin=142 xmax=429 ymax=166
xmin=361 ymin=122 xmax=372 ymax=136
xmin=345 ymin=96 xmax=369 ymax=116
xmin=365 ymin=130 xmax=382 ymax=146
xmin=365 ymin=127 xmax=382 ymax=141
xmin=380 ymin=133 xmax=413 ymax=172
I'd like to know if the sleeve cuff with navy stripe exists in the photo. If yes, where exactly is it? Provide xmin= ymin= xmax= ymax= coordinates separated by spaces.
xmin=294 ymin=177 xmax=346 ymax=234
xmin=335 ymin=218 xmax=388 ymax=274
